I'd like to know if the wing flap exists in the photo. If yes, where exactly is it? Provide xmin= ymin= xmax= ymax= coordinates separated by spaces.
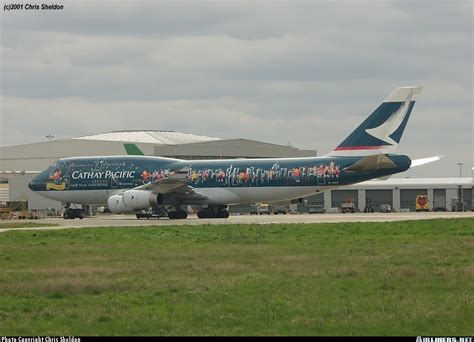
xmin=133 ymin=167 xmax=189 ymax=192
xmin=131 ymin=167 xmax=208 ymax=201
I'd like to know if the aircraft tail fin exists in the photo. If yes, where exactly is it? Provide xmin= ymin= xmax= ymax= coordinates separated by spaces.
xmin=327 ymin=86 xmax=422 ymax=156
xmin=123 ymin=143 xmax=145 ymax=156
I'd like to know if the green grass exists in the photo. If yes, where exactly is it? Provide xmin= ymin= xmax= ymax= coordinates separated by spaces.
xmin=0 ymin=222 xmax=60 ymax=229
xmin=0 ymin=218 xmax=473 ymax=335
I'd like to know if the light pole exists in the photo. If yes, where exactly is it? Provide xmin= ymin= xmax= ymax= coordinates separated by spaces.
xmin=46 ymin=134 xmax=54 ymax=164
xmin=457 ymin=162 xmax=463 ymax=178
xmin=456 ymin=162 xmax=464 ymax=211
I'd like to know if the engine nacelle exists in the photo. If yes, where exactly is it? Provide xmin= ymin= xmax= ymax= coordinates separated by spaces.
xmin=107 ymin=194 xmax=134 ymax=213
xmin=107 ymin=190 xmax=163 ymax=213
xmin=122 ymin=190 xmax=157 ymax=210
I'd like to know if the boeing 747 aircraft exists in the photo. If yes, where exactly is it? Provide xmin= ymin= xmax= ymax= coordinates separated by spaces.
xmin=29 ymin=86 xmax=433 ymax=219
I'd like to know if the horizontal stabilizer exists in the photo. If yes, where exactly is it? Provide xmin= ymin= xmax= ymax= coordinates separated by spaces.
xmin=373 ymin=155 xmax=444 ymax=180
xmin=343 ymin=154 xmax=397 ymax=173
xmin=410 ymin=156 xmax=444 ymax=168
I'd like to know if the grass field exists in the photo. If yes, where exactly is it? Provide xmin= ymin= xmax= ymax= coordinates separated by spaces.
xmin=0 ymin=218 xmax=472 ymax=336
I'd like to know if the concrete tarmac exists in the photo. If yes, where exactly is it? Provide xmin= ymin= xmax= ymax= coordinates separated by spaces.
xmin=1 ymin=211 xmax=473 ymax=232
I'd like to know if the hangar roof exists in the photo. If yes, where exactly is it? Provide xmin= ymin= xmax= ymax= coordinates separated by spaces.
xmin=72 ymin=130 xmax=221 ymax=145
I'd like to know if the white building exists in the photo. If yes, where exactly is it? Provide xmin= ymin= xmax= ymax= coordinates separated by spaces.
xmin=326 ymin=178 xmax=473 ymax=212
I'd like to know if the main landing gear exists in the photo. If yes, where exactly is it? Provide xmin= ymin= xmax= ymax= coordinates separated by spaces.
xmin=168 ymin=209 xmax=188 ymax=220
xmin=197 ymin=206 xmax=230 ymax=219
xmin=134 ymin=205 xmax=229 ymax=220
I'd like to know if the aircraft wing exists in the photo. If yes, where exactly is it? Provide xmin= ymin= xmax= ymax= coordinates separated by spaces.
xmin=132 ymin=168 xmax=208 ymax=201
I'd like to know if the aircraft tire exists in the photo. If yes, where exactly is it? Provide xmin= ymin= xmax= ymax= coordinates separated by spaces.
xmin=198 ymin=208 xmax=230 ymax=219
xmin=197 ymin=210 xmax=209 ymax=219
xmin=215 ymin=210 xmax=229 ymax=218
xmin=169 ymin=210 xmax=188 ymax=219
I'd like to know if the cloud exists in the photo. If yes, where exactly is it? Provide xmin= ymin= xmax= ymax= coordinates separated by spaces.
xmin=0 ymin=0 xmax=472 ymax=178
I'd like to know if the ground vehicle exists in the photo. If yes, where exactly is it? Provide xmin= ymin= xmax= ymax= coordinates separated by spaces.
xmin=364 ymin=198 xmax=374 ymax=213
xmin=341 ymin=197 xmax=355 ymax=213
xmin=63 ymin=208 xmax=85 ymax=219
xmin=308 ymin=204 xmax=326 ymax=214
xmin=307 ymin=204 xmax=325 ymax=214
xmin=257 ymin=203 xmax=270 ymax=215
xmin=136 ymin=206 xmax=168 ymax=219
xmin=249 ymin=204 xmax=258 ymax=215
xmin=0 ymin=207 xmax=12 ymax=220
xmin=380 ymin=204 xmax=392 ymax=213
xmin=272 ymin=205 xmax=288 ymax=215
xmin=451 ymin=198 xmax=466 ymax=212
xmin=415 ymin=195 xmax=430 ymax=212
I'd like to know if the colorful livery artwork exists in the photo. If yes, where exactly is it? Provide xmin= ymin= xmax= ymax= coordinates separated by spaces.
xmin=185 ymin=162 xmax=341 ymax=186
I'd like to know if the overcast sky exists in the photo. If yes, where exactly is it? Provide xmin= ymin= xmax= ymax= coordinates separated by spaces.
xmin=1 ymin=0 xmax=472 ymax=177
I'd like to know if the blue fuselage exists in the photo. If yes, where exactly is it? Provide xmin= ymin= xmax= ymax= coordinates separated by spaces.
xmin=29 ymin=154 xmax=411 ymax=205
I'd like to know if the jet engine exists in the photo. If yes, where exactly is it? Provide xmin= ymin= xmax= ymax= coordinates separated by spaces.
xmin=107 ymin=190 xmax=163 ymax=213
xmin=107 ymin=194 xmax=134 ymax=213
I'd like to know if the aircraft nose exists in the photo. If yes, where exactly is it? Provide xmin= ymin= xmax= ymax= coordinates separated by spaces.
xmin=28 ymin=175 xmax=37 ymax=191
xmin=28 ymin=172 xmax=43 ymax=191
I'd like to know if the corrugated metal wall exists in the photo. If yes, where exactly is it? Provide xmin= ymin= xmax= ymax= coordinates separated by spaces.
xmin=305 ymin=193 xmax=324 ymax=205
xmin=331 ymin=190 xmax=358 ymax=208
xmin=463 ymin=188 xmax=472 ymax=210
xmin=433 ymin=189 xmax=446 ymax=209
xmin=0 ymin=183 xmax=9 ymax=204
xmin=366 ymin=190 xmax=393 ymax=212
